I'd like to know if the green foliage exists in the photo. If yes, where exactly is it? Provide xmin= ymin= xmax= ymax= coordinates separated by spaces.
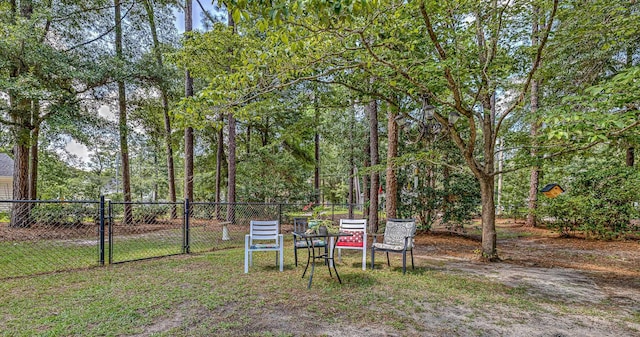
xmin=132 ymin=205 xmax=169 ymax=224
xmin=29 ymin=203 xmax=98 ymax=227
xmin=538 ymin=163 xmax=640 ymax=239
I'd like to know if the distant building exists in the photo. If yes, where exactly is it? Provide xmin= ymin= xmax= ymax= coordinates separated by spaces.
xmin=0 ymin=153 xmax=14 ymax=210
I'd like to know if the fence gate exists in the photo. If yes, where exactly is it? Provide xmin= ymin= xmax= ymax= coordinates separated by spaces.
xmin=107 ymin=201 xmax=185 ymax=264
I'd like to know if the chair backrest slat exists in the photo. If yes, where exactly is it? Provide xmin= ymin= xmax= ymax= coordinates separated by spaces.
xmin=339 ymin=219 xmax=367 ymax=231
xmin=250 ymin=220 xmax=279 ymax=242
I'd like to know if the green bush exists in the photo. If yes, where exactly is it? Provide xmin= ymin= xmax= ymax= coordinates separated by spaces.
xmin=538 ymin=166 xmax=640 ymax=239
xmin=29 ymin=203 xmax=98 ymax=227
xmin=132 ymin=205 xmax=169 ymax=224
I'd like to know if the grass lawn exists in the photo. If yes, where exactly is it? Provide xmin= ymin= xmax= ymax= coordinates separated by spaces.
xmin=1 ymin=234 xmax=638 ymax=336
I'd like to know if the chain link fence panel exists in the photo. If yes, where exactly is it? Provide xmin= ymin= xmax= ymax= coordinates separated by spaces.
xmin=1 ymin=199 xmax=370 ymax=279
xmin=108 ymin=201 xmax=184 ymax=264
xmin=0 ymin=200 xmax=101 ymax=279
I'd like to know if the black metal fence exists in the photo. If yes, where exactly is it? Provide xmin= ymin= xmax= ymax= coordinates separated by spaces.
xmin=0 ymin=199 xmax=366 ymax=279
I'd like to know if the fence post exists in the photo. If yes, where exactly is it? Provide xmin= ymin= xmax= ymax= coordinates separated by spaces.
xmin=108 ymin=199 xmax=113 ymax=264
xmin=184 ymin=198 xmax=190 ymax=254
xmin=278 ymin=203 xmax=282 ymax=225
xmin=99 ymin=196 xmax=105 ymax=265
xmin=331 ymin=204 xmax=335 ymax=221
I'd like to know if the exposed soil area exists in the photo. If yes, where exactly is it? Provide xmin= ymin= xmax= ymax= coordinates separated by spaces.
xmin=407 ymin=219 xmax=640 ymax=336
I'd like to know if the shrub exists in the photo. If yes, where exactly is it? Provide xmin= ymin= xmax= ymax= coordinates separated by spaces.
xmin=538 ymin=166 xmax=640 ymax=239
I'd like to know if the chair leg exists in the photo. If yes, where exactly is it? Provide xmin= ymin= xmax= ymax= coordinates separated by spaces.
xmin=362 ymin=247 xmax=366 ymax=270
xmin=371 ymin=247 xmax=375 ymax=270
xmin=279 ymin=247 xmax=284 ymax=272
xmin=402 ymin=250 xmax=407 ymax=274
xmin=410 ymin=249 xmax=415 ymax=270
xmin=245 ymin=235 xmax=250 ymax=273
xmin=244 ymin=249 xmax=249 ymax=274
xmin=386 ymin=252 xmax=390 ymax=267
xmin=294 ymin=247 xmax=298 ymax=267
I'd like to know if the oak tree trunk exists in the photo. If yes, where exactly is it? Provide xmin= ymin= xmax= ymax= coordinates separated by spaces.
xmin=479 ymin=175 xmax=497 ymax=260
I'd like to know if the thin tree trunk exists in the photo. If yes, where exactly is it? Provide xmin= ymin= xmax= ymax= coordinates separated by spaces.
xmin=314 ymin=95 xmax=320 ymax=204
xmin=496 ymin=138 xmax=504 ymax=215
xmin=385 ymin=103 xmax=398 ymax=219
xmin=115 ymin=0 xmax=132 ymax=223
xmin=184 ymin=0 xmax=194 ymax=203
xmin=526 ymin=7 xmax=541 ymax=227
xmin=363 ymin=138 xmax=370 ymax=222
xmin=227 ymin=113 xmax=236 ymax=222
xmin=246 ymin=123 xmax=251 ymax=155
xmin=348 ymin=106 xmax=355 ymax=218
xmin=28 ymin=102 xmax=39 ymax=201
xmin=367 ymin=99 xmax=379 ymax=233
xmin=215 ymin=113 xmax=224 ymax=219
xmin=226 ymin=11 xmax=236 ymax=223
xmin=142 ymin=0 xmax=177 ymax=216
xmin=625 ymin=46 xmax=634 ymax=167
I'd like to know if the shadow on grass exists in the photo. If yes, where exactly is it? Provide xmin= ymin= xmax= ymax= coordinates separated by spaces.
xmin=369 ymin=262 xmax=433 ymax=276
xmin=338 ymin=272 xmax=378 ymax=287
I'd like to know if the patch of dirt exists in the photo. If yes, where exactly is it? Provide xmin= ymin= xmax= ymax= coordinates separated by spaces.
xmin=406 ymin=220 xmax=640 ymax=336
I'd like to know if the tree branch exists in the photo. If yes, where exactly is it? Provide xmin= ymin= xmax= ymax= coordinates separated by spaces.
xmin=494 ymin=0 xmax=558 ymax=145
xmin=196 ymin=0 xmax=218 ymax=25
xmin=63 ymin=2 xmax=135 ymax=52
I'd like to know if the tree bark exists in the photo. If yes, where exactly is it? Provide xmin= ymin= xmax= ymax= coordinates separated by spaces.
xmin=215 ymin=113 xmax=224 ymax=219
xmin=625 ymin=45 xmax=634 ymax=167
xmin=385 ymin=103 xmax=398 ymax=219
xmin=526 ymin=7 xmax=542 ymax=227
xmin=314 ymin=95 xmax=320 ymax=204
xmin=29 ymin=103 xmax=40 ymax=201
xmin=226 ymin=11 xmax=236 ymax=223
xmin=367 ymin=99 xmax=379 ymax=233
xmin=8 ymin=0 xmax=31 ymax=228
xmin=348 ymin=106 xmax=355 ymax=218
xmin=115 ymin=0 xmax=132 ymax=223
xmin=227 ymin=113 xmax=236 ymax=223
xmin=184 ymin=0 xmax=194 ymax=203
xmin=363 ymin=136 xmax=370 ymax=223
xmin=142 ymin=0 xmax=177 ymax=216
xmin=479 ymin=174 xmax=497 ymax=260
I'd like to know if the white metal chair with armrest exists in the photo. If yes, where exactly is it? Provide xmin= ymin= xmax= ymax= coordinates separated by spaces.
xmin=370 ymin=218 xmax=416 ymax=274
xmin=244 ymin=220 xmax=284 ymax=273
xmin=335 ymin=218 xmax=368 ymax=270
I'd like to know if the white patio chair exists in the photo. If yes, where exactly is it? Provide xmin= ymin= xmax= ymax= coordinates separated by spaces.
xmin=244 ymin=220 xmax=284 ymax=273
xmin=335 ymin=218 xmax=368 ymax=270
